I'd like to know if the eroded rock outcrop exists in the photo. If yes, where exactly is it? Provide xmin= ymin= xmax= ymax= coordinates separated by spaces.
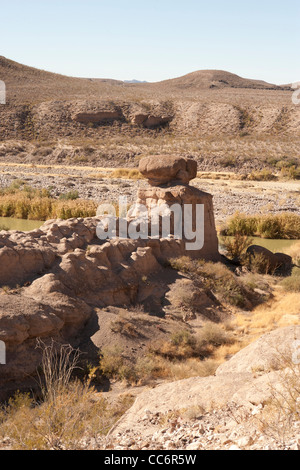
xmin=71 ymin=101 xmax=124 ymax=124
xmin=132 ymin=114 xmax=172 ymax=128
xmin=0 ymin=217 xmax=96 ymax=286
xmin=135 ymin=155 xmax=220 ymax=261
xmin=0 ymin=155 xmax=221 ymax=398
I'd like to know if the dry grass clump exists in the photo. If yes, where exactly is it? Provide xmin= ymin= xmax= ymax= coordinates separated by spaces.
xmin=257 ymin=350 xmax=300 ymax=445
xmin=223 ymin=212 xmax=300 ymax=239
xmin=0 ymin=341 xmax=133 ymax=450
xmin=0 ymin=385 xmax=132 ymax=450
xmin=111 ymin=168 xmax=143 ymax=180
xmin=280 ymin=267 xmax=300 ymax=293
xmin=100 ymin=324 xmax=236 ymax=384
xmin=284 ymin=241 xmax=300 ymax=266
xmin=247 ymin=169 xmax=277 ymax=181
xmin=234 ymin=288 xmax=300 ymax=340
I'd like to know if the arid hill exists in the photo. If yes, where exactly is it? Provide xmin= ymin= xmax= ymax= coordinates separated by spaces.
xmin=0 ymin=56 xmax=291 ymax=104
xmin=0 ymin=56 xmax=299 ymax=167
xmin=151 ymin=69 xmax=290 ymax=91
xmin=0 ymin=56 xmax=125 ymax=104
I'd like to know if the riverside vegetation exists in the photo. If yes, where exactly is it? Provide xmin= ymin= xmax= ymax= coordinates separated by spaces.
xmin=0 ymin=181 xmax=97 ymax=220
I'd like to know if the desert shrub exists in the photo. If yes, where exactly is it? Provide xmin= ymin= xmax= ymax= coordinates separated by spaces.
xmin=222 ymin=212 xmax=257 ymax=237
xmin=151 ymin=330 xmax=200 ymax=360
xmin=280 ymin=268 xmax=300 ymax=293
xmin=280 ymin=165 xmax=300 ymax=180
xmin=0 ymin=341 xmax=133 ymax=449
xmin=218 ymin=155 xmax=237 ymax=168
xmin=99 ymin=324 xmax=233 ymax=385
xmin=150 ymin=325 xmax=234 ymax=361
xmin=110 ymin=318 xmax=140 ymax=338
xmin=248 ymin=170 xmax=277 ymax=181
xmin=59 ymin=190 xmax=79 ymax=201
xmin=0 ymin=384 xmax=132 ymax=450
xmin=258 ymin=350 xmax=300 ymax=445
xmin=169 ymin=257 xmax=249 ymax=308
xmin=197 ymin=322 xmax=233 ymax=348
xmin=0 ymin=190 xmax=97 ymax=220
xmin=167 ymin=280 xmax=201 ymax=314
xmin=99 ymin=346 xmax=137 ymax=383
xmin=220 ymin=234 xmax=253 ymax=261
xmin=245 ymin=252 xmax=273 ymax=275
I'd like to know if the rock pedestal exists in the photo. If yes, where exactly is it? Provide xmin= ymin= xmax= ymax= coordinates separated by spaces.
xmin=136 ymin=155 xmax=220 ymax=261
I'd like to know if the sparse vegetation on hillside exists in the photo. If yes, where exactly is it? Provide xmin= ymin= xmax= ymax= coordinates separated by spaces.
xmin=0 ymin=342 xmax=133 ymax=450
xmin=99 ymin=323 xmax=237 ymax=385
xmin=168 ymin=256 xmax=257 ymax=308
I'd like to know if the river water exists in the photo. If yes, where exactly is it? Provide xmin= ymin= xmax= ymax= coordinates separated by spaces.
xmin=0 ymin=217 xmax=299 ymax=254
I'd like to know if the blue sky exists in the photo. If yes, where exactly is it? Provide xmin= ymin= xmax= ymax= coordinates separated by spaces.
xmin=0 ymin=0 xmax=299 ymax=84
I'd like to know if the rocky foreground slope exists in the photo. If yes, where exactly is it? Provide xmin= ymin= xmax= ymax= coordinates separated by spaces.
xmin=103 ymin=326 xmax=300 ymax=451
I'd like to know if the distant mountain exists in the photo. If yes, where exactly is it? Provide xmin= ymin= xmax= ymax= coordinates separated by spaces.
xmin=124 ymin=79 xmax=148 ymax=84
xmin=153 ymin=70 xmax=291 ymax=91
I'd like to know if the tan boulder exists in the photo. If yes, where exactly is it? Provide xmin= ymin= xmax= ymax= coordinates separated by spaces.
xmin=247 ymin=245 xmax=293 ymax=273
xmin=139 ymin=155 xmax=197 ymax=186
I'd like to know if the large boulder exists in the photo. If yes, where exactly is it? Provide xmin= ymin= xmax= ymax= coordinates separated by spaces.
xmin=139 ymin=155 xmax=197 ymax=186
xmin=247 ymin=245 xmax=292 ymax=273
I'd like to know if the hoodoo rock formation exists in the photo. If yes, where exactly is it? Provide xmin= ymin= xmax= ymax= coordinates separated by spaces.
xmin=136 ymin=155 xmax=220 ymax=261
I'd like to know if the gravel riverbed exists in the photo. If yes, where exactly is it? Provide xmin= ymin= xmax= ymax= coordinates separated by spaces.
xmin=0 ymin=163 xmax=299 ymax=223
